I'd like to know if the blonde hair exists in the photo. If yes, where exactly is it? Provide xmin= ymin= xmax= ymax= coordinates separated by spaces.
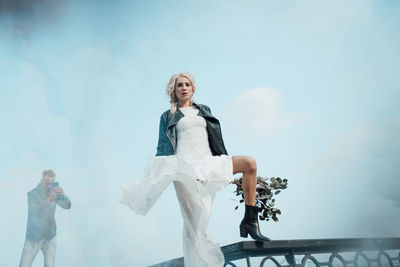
xmin=166 ymin=72 xmax=196 ymax=113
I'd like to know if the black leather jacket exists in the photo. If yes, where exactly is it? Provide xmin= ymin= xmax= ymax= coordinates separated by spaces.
xmin=156 ymin=103 xmax=228 ymax=156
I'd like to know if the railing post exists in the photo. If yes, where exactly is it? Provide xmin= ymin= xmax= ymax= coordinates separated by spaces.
xmin=285 ymin=250 xmax=296 ymax=267
xmin=246 ymin=255 xmax=252 ymax=267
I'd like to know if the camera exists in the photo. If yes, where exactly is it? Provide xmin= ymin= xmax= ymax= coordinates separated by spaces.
xmin=50 ymin=182 xmax=59 ymax=189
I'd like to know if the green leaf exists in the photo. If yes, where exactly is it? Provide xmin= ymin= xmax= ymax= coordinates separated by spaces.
xmin=232 ymin=173 xmax=288 ymax=224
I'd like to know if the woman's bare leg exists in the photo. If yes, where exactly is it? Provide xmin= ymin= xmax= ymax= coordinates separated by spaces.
xmin=232 ymin=155 xmax=271 ymax=241
xmin=232 ymin=155 xmax=257 ymax=205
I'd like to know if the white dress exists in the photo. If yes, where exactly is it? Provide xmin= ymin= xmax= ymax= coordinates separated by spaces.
xmin=121 ymin=106 xmax=233 ymax=267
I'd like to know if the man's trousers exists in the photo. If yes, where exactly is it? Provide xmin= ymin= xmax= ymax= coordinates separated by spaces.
xmin=19 ymin=237 xmax=56 ymax=267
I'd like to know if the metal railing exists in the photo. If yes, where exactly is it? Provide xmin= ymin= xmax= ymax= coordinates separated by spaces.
xmin=149 ymin=237 xmax=400 ymax=267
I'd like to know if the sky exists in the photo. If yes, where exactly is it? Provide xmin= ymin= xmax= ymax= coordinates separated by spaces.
xmin=0 ymin=0 xmax=399 ymax=266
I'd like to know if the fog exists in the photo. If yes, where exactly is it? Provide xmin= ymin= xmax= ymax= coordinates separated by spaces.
xmin=1 ymin=0 xmax=399 ymax=266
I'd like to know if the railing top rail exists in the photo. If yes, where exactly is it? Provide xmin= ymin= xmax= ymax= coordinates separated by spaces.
xmin=222 ymin=237 xmax=400 ymax=262
xmin=149 ymin=237 xmax=400 ymax=267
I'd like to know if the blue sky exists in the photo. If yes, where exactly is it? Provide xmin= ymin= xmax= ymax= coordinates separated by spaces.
xmin=1 ymin=0 xmax=399 ymax=266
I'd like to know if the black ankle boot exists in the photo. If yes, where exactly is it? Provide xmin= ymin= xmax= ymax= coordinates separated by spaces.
xmin=240 ymin=205 xmax=271 ymax=241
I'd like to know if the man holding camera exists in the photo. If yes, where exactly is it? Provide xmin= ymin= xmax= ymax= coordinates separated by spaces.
xmin=19 ymin=169 xmax=71 ymax=267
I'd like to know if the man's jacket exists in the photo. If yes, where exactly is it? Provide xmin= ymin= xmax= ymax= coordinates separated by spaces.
xmin=156 ymin=103 xmax=228 ymax=156
xmin=25 ymin=184 xmax=71 ymax=241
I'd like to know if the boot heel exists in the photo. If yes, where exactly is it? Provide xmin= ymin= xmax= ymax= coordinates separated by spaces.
xmin=240 ymin=226 xmax=248 ymax=238
xmin=240 ymin=205 xmax=271 ymax=241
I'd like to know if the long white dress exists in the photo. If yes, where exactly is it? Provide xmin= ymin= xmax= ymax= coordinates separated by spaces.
xmin=121 ymin=106 xmax=233 ymax=267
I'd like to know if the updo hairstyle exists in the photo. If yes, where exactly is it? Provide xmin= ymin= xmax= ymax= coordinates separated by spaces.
xmin=166 ymin=72 xmax=196 ymax=113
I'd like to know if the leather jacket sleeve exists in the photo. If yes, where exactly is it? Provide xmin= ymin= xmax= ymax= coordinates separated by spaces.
xmin=202 ymin=104 xmax=228 ymax=155
xmin=156 ymin=113 xmax=167 ymax=156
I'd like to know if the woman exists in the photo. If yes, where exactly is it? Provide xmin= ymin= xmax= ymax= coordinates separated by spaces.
xmin=121 ymin=72 xmax=270 ymax=267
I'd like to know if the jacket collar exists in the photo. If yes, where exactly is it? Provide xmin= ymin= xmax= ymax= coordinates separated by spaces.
xmin=166 ymin=102 xmax=216 ymax=129
xmin=194 ymin=102 xmax=215 ymax=119
xmin=166 ymin=105 xmax=184 ymax=129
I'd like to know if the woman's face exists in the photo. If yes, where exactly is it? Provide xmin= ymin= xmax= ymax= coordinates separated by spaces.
xmin=174 ymin=76 xmax=194 ymax=104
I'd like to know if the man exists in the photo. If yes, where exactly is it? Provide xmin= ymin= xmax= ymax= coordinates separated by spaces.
xmin=19 ymin=169 xmax=71 ymax=267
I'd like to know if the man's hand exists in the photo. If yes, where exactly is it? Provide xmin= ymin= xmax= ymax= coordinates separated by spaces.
xmin=48 ymin=187 xmax=65 ymax=202
xmin=48 ymin=189 xmax=58 ymax=201
xmin=54 ymin=187 xmax=65 ymax=196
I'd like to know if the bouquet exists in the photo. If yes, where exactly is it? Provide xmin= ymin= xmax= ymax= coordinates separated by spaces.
xmin=232 ymin=176 xmax=288 ymax=222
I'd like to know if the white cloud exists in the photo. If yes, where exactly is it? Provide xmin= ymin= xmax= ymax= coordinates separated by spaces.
xmin=296 ymin=116 xmax=400 ymax=237
xmin=221 ymin=87 xmax=308 ymax=138
xmin=305 ymin=116 xmax=400 ymax=178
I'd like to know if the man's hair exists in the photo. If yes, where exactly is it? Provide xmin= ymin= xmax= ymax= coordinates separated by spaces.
xmin=42 ymin=169 xmax=56 ymax=178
